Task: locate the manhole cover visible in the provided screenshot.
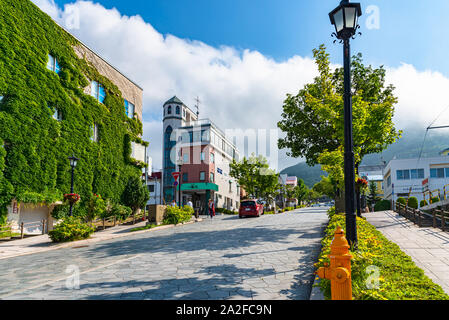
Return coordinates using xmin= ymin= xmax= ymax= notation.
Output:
xmin=72 ymin=245 xmax=89 ymax=249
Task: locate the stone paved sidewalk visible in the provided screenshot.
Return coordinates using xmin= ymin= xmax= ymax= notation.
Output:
xmin=0 ymin=218 xmax=201 ymax=260
xmin=365 ymin=210 xmax=449 ymax=295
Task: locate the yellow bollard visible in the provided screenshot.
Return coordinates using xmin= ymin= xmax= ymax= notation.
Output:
xmin=315 ymin=226 xmax=353 ymax=300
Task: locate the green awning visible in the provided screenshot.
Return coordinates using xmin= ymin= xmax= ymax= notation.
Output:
xmin=180 ymin=183 xmax=219 ymax=191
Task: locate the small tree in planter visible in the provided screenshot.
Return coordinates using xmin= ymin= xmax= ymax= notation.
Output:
xmin=122 ymin=176 xmax=150 ymax=222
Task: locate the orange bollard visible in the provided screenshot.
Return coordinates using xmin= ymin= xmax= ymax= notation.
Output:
xmin=315 ymin=226 xmax=353 ymax=300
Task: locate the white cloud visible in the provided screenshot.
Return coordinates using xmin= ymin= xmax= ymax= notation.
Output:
xmin=386 ymin=64 xmax=449 ymax=131
xmin=32 ymin=0 xmax=449 ymax=171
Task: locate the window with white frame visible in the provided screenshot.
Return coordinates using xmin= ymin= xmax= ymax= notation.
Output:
xmin=91 ymin=81 xmax=106 ymax=103
xmin=47 ymin=54 xmax=60 ymax=74
xmin=124 ymin=99 xmax=135 ymax=118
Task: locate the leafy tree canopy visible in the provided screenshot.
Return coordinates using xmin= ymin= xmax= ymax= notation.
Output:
xmin=230 ymin=154 xmax=279 ymax=202
xmin=278 ymin=44 xmax=401 ymax=169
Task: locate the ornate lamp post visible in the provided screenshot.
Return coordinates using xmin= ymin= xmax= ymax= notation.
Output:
xmin=329 ymin=0 xmax=362 ymax=247
xmin=68 ymin=155 xmax=79 ymax=216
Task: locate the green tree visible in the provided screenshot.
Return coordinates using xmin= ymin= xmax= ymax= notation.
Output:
xmin=294 ymin=179 xmax=309 ymax=205
xmin=122 ymin=176 xmax=150 ymax=216
xmin=230 ymin=154 xmax=279 ymax=202
xmin=278 ymin=45 xmax=401 ymax=197
xmin=367 ymin=181 xmax=380 ymax=207
xmin=278 ymin=44 xmax=401 ymax=168
xmin=313 ymin=176 xmax=337 ymax=199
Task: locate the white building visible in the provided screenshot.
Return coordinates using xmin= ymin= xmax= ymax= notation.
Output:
xmin=145 ymin=171 xmax=163 ymax=206
xmin=383 ymin=154 xmax=449 ymax=204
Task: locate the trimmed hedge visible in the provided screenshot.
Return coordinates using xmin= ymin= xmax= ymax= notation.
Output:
xmin=420 ymin=200 xmax=428 ymax=208
xmin=374 ymin=200 xmax=391 ymax=211
xmin=396 ymin=197 xmax=406 ymax=206
xmin=407 ymin=197 xmax=418 ymax=209
xmin=315 ymin=210 xmax=449 ymax=300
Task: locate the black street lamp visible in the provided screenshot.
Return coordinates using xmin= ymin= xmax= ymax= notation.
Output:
xmin=329 ymin=0 xmax=362 ymax=247
xmin=68 ymin=155 xmax=79 ymax=216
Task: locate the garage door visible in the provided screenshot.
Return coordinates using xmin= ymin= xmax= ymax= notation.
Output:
xmin=19 ymin=206 xmax=49 ymax=234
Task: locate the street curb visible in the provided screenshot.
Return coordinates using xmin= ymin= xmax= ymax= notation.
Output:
xmin=309 ymin=276 xmax=325 ymax=300
xmin=0 ymin=218 xmax=203 ymax=260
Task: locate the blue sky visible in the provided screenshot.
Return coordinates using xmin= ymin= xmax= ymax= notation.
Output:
xmin=52 ymin=0 xmax=449 ymax=77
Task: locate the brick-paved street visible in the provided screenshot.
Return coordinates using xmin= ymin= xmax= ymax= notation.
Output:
xmin=0 ymin=207 xmax=328 ymax=300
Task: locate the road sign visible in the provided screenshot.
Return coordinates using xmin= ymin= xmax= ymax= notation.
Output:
xmin=171 ymin=171 xmax=180 ymax=181
xmin=174 ymin=181 xmax=178 ymax=186
xmin=422 ymin=178 xmax=429 ymax=192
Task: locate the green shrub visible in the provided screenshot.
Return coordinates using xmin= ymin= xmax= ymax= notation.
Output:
xmin=315 ymin=214 xmax=449 ymax=300
xmin=431 ymin=197 xmax=440 ymax=204
xmin=327 ymin=206 xmax=336 ymax=219
xmin=48 ymin=216 xmax=95 ymax=243
xmin=85 ymin=194 xmax=106 ymax=222
xmin=163 ymin=206 xmax=193 ymax=225
xmin=222 ymin=209 xmax=238 ymax=215
xmin=420 ymin=199 xmax=428 ymax=207
xmin=397 ymin=197 xmax=406 ymax=206
xmin=374 ymin=200 xmax=391 ymax=211
xmin=215 ymin=208 xmax=225 ymax=213
xmin=407 ymin=197 xmax=418 ymax=209
xmin=110 ymin=203 xmax=132 ymax=221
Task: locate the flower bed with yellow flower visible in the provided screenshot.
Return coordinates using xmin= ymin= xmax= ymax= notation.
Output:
xmin=315 ymin=208 xmax=449 ymax=300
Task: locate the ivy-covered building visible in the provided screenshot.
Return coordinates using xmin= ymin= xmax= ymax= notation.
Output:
xmin=0 ymin=0 xmax=148 ymax=233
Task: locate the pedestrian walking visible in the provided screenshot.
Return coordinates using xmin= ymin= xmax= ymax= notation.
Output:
xmin=187 ymin=199 xmax=193 ymax=208
xmin=208 ymin=199 xmax=215 ymax=219
xmin=171 ymin=200 xmax=176 ymax=207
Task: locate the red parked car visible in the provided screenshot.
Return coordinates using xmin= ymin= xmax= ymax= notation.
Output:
xmin=239 ymin=199 xmax=264 ymax=218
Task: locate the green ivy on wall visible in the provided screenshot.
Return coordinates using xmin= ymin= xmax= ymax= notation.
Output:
xmin=0 ymin=0 xmax=147 ymax=217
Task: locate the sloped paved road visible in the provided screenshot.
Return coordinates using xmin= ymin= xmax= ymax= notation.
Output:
xmin=0 ymin=207 xmax=328 ymax=300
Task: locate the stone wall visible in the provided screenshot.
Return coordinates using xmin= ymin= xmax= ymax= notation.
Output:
xmin=73 ymin=44 xmax=143 ymax=121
